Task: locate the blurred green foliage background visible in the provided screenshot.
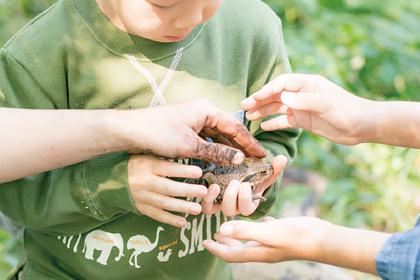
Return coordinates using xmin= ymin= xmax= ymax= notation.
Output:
xmin=265 ymin=0 xmax=420 ymax=231
xmin=1 ymin=0 xmax=420 ymax=279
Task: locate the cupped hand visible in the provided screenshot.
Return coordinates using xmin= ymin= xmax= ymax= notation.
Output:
xmin=203 ymin=216 xmax=328 ymax=263
xmin=128 ymin=154 xmax=208 ymax=227
xmin=201 ymin=155 xmax=287 ymax=217
xmin=241 ymin=74 xmax=372 ymax=146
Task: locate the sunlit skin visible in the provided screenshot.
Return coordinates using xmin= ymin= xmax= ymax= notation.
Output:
xmin=95 ymin=0 xmax=223 ymax=42
xmin=241 ymin=73 xmax=420 ymax=149
xmin=203 ymin=217 xmax=391 ymax=276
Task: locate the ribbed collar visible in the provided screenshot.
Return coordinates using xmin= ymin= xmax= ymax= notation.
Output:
xmin=72 ymin=0 xmax=203 ymax=60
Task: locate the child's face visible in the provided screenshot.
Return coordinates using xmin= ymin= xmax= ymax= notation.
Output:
xmin=97 ymin=0 xmax=223 ymax=42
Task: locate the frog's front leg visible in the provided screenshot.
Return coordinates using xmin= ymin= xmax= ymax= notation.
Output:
xmin=202 ymin=173 xmax=224 ymax=203
xmin=239 ymin=172 xmax=267 ymax=202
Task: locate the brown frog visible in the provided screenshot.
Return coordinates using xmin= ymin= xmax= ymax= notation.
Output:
xmin=186 ymin=158 xmax=273 ymax=203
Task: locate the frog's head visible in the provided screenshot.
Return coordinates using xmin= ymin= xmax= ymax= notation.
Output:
xmin=241 ymin=158 xmax=273 ymax=188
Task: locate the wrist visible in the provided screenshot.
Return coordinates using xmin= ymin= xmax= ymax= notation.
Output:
xmin=316 ymin=222 xmax=391 ymax=275
xmin=287 ymin=218 xmax=334 ymax=262
xmin=104 ymin=109 xmax=145 ymax=153
xmin=309 ymin=220 xmax=337 ymax=261
xmin=89 ymin=109 xmax=123 ymax=154
xmin=356 ymin=98 xmax=382 ymax=144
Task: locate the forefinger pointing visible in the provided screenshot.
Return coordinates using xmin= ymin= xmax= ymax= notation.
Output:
xmin=219 ymin=221 xmax=267 ymax=242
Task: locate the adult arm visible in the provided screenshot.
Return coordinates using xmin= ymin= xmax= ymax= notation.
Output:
xmin=242 ymin=73 xmax=420 ymax=149
xmin=0 ymin=98 xmax=266 ymax=184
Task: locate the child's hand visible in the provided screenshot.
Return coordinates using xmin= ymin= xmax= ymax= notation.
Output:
xmin=241 ymin=74 xmax=372 ymax=146
xmin=127 ymin=154 xmax=208 ymax=227
xmin=203 ymin=216 xmax=391 ymax=276
xmin=200 ymin=155 xmax=287 ymax=217
xmin=203 ymin=216 xmax=327 ymax=263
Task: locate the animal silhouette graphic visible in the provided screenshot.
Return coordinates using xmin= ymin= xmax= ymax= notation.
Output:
xmin=82 ymin=230 xmax=124 ymax=265
xmin=157 ymin=249 xmax=172 ymax=262
xmin=127 ymin=226 xmax=164 ymax=268
xmin=58 ymin=234 xmax=82 ymax=253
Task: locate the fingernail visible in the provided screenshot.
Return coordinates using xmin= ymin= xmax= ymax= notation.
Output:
xmin=229 ymin=180 xmax=240 ymax=187
xmin=198 ymin=188 xmax=207 ymax=196
xmin=232 ymin=152 xmax=245 ymax=165
xmin=210 ymin=185 xmax=219 ymax=193
xmin=281 ymin=91 xmax=295 ymax=105
xmin=191 ymin=205 xmax=201 ymax=214
xmin=220 ymin=224 xmax=233 ymax=237
xmin=178 ymin=220 xmax=187 ymax=227
xmin=193 ymin=168 xmax=203 ymax=178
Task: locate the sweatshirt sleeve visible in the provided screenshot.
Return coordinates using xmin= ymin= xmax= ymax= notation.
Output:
xmin=376 ymin=223 xmax=420 ymax=280
xmin=0 ymin=48 xmax=139 ymax=236
xmin=245 ymin=17 xmax=301 ymax=219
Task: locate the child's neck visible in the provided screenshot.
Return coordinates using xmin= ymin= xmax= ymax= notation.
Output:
xmin=94 ymin=0 xmax=130 ymax=35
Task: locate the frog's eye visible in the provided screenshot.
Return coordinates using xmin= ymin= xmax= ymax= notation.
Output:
xmin=261 ymin=170 xmax=267 ymax=175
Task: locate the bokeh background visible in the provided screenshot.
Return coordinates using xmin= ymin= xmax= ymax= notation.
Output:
xmin=1 ymin=0 xmax=420 ymax=279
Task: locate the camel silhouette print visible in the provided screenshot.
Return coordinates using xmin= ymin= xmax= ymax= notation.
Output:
xmin=127 ymin=226 xmax=164 ymax=268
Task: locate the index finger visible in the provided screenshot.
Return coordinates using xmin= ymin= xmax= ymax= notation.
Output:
xmin=219 ymin=220 xmax=273 ymax=244
xmin=242 ymin=74 xmax=311 ymax=111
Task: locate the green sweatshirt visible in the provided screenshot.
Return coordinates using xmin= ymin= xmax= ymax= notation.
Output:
xmin=0 ymin=0 xmax=299 ymax=279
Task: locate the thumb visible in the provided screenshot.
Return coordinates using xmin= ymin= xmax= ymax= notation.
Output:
xmin=263 ymin=216 xmax=276 ymax=222
xmin=281 ymin=92 xmax=327 ymax=114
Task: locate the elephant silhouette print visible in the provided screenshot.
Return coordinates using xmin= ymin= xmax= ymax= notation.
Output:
xmin=82 ymin=230 xmax=125 ymax=265
xmin=127 ymin=226 xmax=164 ymax=268
xmin=59 ymin=227 xmax=166 ymax=267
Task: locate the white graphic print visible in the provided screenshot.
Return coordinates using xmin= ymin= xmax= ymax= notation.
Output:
xmin=127 ymin=226 xmax=164 ymax=268
xmin=58 ymin=234 xmax=82 ymax=253
xmin=124 ymin=47 xmax=184 ymax=108
xmin=57 ymin=210 xmax=225 ymax=267
xmin=178 ymin=196 xmax=225 ymax=258
xmin=82 ymin=230 xmax=125 ymax=265
xmin=157 ymin=249 xmax=172 ymax=262
xmin=57 ymin=195 xmax=228 ymax=269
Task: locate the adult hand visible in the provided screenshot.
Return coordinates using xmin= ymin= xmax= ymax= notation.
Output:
xmin=200 ymin=155 xmax=287 ymax=217
xmin=241 ymin=74 xmax=372 ymax=146
xmin=0 ymin=98 xmax=265 ymax=183
xmin=118 ymin=98 xmax=267 ymax=165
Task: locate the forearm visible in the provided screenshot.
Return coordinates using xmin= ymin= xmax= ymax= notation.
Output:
xmin=309 ymin=222 xmax=391 ymax=275
xmin=0 ymin=108 xmax=123 ymax=183
xmin=365 ymin=101 xmax=420 ymax=148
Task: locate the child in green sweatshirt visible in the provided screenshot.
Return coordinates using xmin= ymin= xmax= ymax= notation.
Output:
xmin=0 ymin=0 xmax=299 ymax=279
